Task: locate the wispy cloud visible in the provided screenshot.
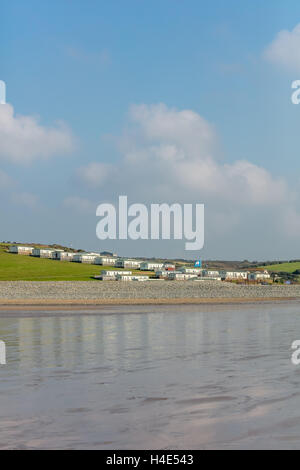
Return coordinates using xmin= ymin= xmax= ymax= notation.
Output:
xmin=79 ymin=103 xmax=287 ymax=205
xmin=75 ymin=103 xmax=300 ymax=246
xmin=0 ymin=104 xmax=76 ymax=164
xmin=76 ymin=162 xmax=115 ymax=189
xmin=263 ymin=23 xmax=300 ymax=72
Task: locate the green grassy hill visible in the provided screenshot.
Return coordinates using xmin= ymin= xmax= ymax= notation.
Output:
xmin=0 ymin=246 xmax=147 ymax=281
xmin=258 ymin=262 xmax=300 ymax=273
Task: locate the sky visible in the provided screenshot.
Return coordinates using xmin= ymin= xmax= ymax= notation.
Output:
xmin=1 ymin=0 xmax=300 ymax=260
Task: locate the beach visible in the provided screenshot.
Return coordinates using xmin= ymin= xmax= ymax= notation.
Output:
xmin=1 ymin=302 xmax=300 ymax=450
xmin=0 ymin=280 xmax=299 ymax=308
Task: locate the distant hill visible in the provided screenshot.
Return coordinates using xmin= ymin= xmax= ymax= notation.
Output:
xmin=257 ymin=262 xmax=300 ymax=274
xmin=0 ymin=242 xmax=81 ymax=252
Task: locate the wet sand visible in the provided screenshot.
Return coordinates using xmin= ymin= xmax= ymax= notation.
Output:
xmin=0 ymin=296 xmax=298 ymax=311
xmin=1 ymin=302 xmax=300 ymax=449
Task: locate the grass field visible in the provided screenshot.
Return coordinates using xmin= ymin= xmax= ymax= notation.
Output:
xmin=0 ymin=247 xmax=149 ymax=281
xmin=259 ymin=262 xmax=300 ymax=273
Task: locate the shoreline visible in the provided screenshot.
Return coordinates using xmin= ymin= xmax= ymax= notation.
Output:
xmin=0 ymin=296 xmax=298 ymax=310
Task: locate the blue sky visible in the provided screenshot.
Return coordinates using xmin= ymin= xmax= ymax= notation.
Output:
xmin=1 ymin=0 xmax=300 ymax=259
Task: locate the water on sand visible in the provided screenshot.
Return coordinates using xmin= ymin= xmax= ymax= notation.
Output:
xmin=0 ymin=302 xmax=300 ymax=449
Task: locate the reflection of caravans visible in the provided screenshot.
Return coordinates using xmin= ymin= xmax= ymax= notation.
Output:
xmin=15 ymin=314 xmax=156 ymax=370
xmin=9 ymin=245 xmax=34 ymax=255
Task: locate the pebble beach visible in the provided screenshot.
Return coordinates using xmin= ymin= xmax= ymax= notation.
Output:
xmin=0 ymin=280 xmax=300 ymax=307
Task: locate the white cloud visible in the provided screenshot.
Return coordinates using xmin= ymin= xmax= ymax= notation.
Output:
xmin=77 ymin=162 xmax=114 ymax=189
xmin=76 ymin=103 xmax=300 ymax=251
xmin=129 ymin=103 xmax=216 ymax=157
xmin=264 ymin=23 xmax=300 ymax=72
xmin=115 ymin=104 xmax=287 ymax=206
xmin=0 ymin=104 xmax=75 ymax=164
xmin=77 ymin=104 xmax=288 ymax=206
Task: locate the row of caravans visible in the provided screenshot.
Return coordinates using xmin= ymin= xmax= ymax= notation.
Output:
xmin=97 ymin=271 xmax=150 ymax=281
xmin=9 ymin=246 xmax=74 ymax=259
xmin=100 ymin=267 xmax=270 ymax=282
xmin=9 ymin=246 xmax=118 ymax=264
xmin=155 ymin=267 xmax=221 ymax=281
xmin=8 ymin=246 xmax=270 ymax=281
xmin=155 ymin=267 xmax=271 ymax=282
xmin=9 ymin=245 xmax=35 ymax=255
xmin=8 ymin=246 xmax=175 ymax=271
xmin=179 ymin=267 xmax=271 ymax=281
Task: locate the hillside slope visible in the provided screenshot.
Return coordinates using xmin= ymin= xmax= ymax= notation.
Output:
xmin=0 ymin=246 xmax=152 ymax=281
xmin=258 ymin=262 xmax=300 ymax=274
xmin=0 ymin=251 xmax=101 ymax=281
